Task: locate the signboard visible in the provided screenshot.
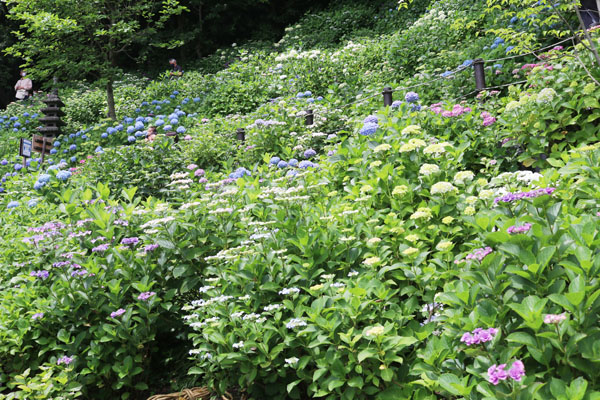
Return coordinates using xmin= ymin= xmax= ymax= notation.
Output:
xmin=32 ymin=135 xmax=54 ymax=155
xmin=19 ymin=138 xmax=32 ymax=158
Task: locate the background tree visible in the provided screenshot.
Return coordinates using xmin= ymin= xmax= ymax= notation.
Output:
xmin=3 ymin=0 xmax=187 ymax=119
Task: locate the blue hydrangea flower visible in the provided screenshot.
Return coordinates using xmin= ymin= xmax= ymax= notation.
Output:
xmin=510 ymin=16 xmax=518 ymax=24
xmin=23 ymin=112 xmax=29 ymax=117
xmin=70 ymin=156 xmax=77 ymax=162
xmin=298 ymin=160 xmax=316 ymax=169
xmin=287 ymin=170 xmax=299 ymax=177
xmin=127 ymin=126 xmax=135 ymax=134
xmin=193 ymin=97 xmax=201 ymax=102
xmin=304 ymin=149 xmax=317 ymax=158
xmin=69 ymin=144 xmax=76 ymax=151
xmin=56 ymin=171 xmax=71 ymax=181
xmin=288 ymin=159 xmax=298 ymax=167
xmin=155 ymin=119 xmax=165 ymax=126
xmin=360 ymin=123 xmax=378 ymax=136
xmin=82 ymin=135 xmax=87 ymax=140
xmin=405 ymin=92 xmax=419 ymax=103
xmin=391 ymin=100 xmax=403 ymax=109
xmin=0 ymin=160 xmax=7 ymax=166
xmin=34 ymin=181 xmax=45 ymax=190
xmin=163 ymin=125 xmax=172 ymax=131
xmin=493 ymin=64 xmax=503 ymax=69
xmin=173 ymin=90 xmax=179 ymax=95
xmin=176 ymin=126 xmax=186 ymax=134
xmin=307 ymin=98 xmax=315 ymax=103
xmin=304 ymin=91 xmax=312 ymax=97
xmin=229 ymin=167 xmax=251 ymax=179
xmin=7 ymin=201 xmax=20 ymax=209
xmin=28 ymin=199 xmax=38 ymax=208
xmin=363 ymin=115 xmax=378 ymax=124
xmin=54 ymin=141 xmax=61 ymax=147
xmin=491 ymin=43 xmax=498 ymax=49
xmin=38 ymin=174 xmax=51 ymax=183
xmin=316 ymin=96 xmax=323 ymax=101
xmin=50 ymin=149 xmax=57 ymax=155
xmin=494 ymin=37 xmax=505 ymax=45
xmin=462 ymin=59 xmax=474 ymax=67
xmin=14 ymin=164 xmax=22 ymax=171
xmin=296 ymin=92 xmax=305 ymax=98
xmin=63 ymin=149 xmax=68 ymax=154
xmin=141 ymin=101 xmax=149 ymax=106
xmin=170 ymin=119 xmax=179 ymax=125
xmin=116 ymin=124 xmax=124 ymax=131
xmin=14 ymin=122 xmax=21 ymax=128
xmin=134 ymin=121 xmax=145 ymax=131
xmin=95 ymin=146 xmax=104 ymax=153
xmin=127 ymin=136 xmax=136 ymax=143
xmin=506 ymin=46 xmax=515 ymax=52
xmin=277 ymin=160 xmax=288 ymax=168
xmin=135 ymin=131 xmax=145 ymax=138
xmin=101 ymin=133 xmax=108 ymax=139
xmin=411 ymin=104 xmax=422 ymax=112
xmin=270 ymin=157 xmax=281 ymax=165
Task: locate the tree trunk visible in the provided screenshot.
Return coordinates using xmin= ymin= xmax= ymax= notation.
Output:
xmin=575 ymin=4 xmax=600 ymax=69
xmin=106 ymin=80 xmax=116 ymax=120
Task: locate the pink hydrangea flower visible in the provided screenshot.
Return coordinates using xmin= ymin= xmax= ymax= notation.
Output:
xmin=508 ymin=360 xmax=525 ymax=382
xmin=544 ymin=313 xmax=567 ymax=324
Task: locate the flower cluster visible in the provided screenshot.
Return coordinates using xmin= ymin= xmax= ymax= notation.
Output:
xmin=460 ymin=327 xmax=498 ymax=346
xmin=488 ymin=360 xmax=525 ymax=385
xmin=544 ymin=313 xmax=567 ymax=324
xmin=465 ymin=247 xmax=493 ymax=262
xmin=507 ymin=223 xmax=532 ymax=234
xmin=494 ymin=187 xmax=556 ymax=204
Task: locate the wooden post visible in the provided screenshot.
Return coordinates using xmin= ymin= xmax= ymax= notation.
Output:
xmin=236 ymin=128 xmax=245 ymax=142
xmin=305 ymin=110 xmax=314 ymax=126
xmin=474 ymin=59 xmax=486 ymax=93
xmin=382 ymin=87 xmax=393 ymax=107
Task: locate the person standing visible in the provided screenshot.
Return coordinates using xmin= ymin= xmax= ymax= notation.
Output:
xmin=169 ymin=58 xmax=183 ymax=78
xmin=14 ymin=70 xmax=33 ymax=101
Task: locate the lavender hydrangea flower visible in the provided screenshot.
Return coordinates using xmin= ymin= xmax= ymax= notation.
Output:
xmin=508 ymin=360 xmax=525 ymax=382
xmin=487 ymin=364 xmax=508 ymax=385
xmin=110 ymin=308 xmax=126 ymax=318
xmin=494 ymin=187 xmax=556 ymax=204
xmin=304 ymin=149 xmax=317 ymax=158
xmin=32 ymin=312 xmax=44 ymax=320
xmin=92 ymin=244 xmax=110 ymax=252
xmin=460 ymin=327 xmax=498 ymax=346
xmin=138 ymin=291 xmax=156 ymax=301
xmin=507 ymin=223 xmax=533 ymax=234
xmin=121 ymin=237 xmax=139 ymax=246
xmin=144 ymin=244 xmax=159 ymax=252
xmin=405 ymin=92 xmax=419 ymax=103
xmin=363 ymin=115 xmax=378 ymax=124
xmin=57 ymin=355 xmax=75 ymax=366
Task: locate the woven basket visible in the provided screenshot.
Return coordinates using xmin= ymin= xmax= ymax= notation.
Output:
xmin=147 ymin=387 xmax=212 ymax=400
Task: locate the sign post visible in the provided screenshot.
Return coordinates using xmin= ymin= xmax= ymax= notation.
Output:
xmin=19 ymin=138 xmax=32 ymax=167
xmin=32 ymin=135 xmax=54 ymax=164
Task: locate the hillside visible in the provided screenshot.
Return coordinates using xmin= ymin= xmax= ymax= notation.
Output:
xmin=1 ymin=0 xmax=600 ymax=399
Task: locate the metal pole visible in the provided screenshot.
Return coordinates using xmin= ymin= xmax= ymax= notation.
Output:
xmin=473 ymin=58 xmax=486 ymax=92
xmin=382 ymin=87 xmax=393 ymax=107
xmin=305 ymin=110 xmax=314 ymax=126
xmin=236 ymin=128 xmax=245 ymax=142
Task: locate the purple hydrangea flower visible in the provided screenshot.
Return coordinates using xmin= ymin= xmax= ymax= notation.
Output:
xmin=494 ymin=188 xmax=556 ymax=204
xmin=138 ymin=291 xmax=156 ymax=301
xmin=507 ymin=223 xmax=533 ymax=234
xmin=32 ymin=312 xmax=44 ymax=320
xmin=57 ymin=355 xmax=75 ymax=366
xmin=121 ymin=237 xmax=139 ymax=246
xmin=144 ymin=244 xmax=159 ymax=252
xmin=465 ymin=247 xmax=493 ymax=262
xmin=460 ymin=327 xmax=498 ymax=346
xmin=405 ymin=92 xmax=419 ymax=103
xmin=508 ymin=360 xmax=525 ymax=382
xmin=487 ymin=364 xmax=508 ymax=385
xmin=304 ymin=149 xmax=317 ymax=159
xmin=92 ymin=244 xmax=110 ymax=252
xmin=110 ymin=308 xmax=126 ymax=318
